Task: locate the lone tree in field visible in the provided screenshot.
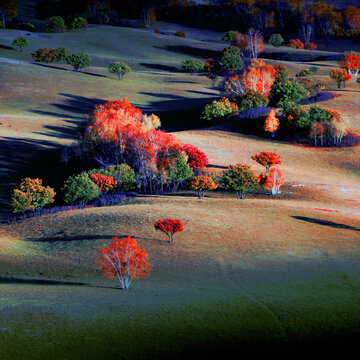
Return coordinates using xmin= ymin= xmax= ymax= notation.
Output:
xmin=12 ymin=37 xmax=29 ymax=52
xmin=10 ymin=178 xmax=55 ymax=213
xmin=181 ymin=59 xmax=205 ymax=75
xmin=45 ymin=16 xmax=65 ymax=32
xmin=66 ymin=51 xmax=92 ymax=72
xmin=264 ymin=109 xmax=279 ymax=138
xmin=97 ymin=236 xmax=152 ymax=290
xmin=251 ymin=151 xmax=281 ymax=175
xmin=0 ymin=0 xmax=17 ymax=29
xmin=108 ymin=61 xmax=131 ymax=80
xmin=330 ymin=68 xmax=351 ymax=89
xmin=339 ymin=52 xmax=360 ymax=76
xmin=189 ymin=175 xmax=218 ymax=199
xmin=154 ymin=218 xmax=184 ymax=243
xmin=220 ymin=164 xmax=259 ymax=199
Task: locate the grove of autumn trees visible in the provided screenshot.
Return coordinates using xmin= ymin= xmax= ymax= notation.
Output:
xmin=0 ymin=0 xmax=17 ymax=28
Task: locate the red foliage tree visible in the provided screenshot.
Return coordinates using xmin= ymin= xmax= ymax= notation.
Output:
xmin=264 ymin=167 xmax=284 ymax=195
xmin=97 ymin=236 xmax=152 ymax=289
xmin=288 ymin=39 xmax=304 ymax=49
xmin=189 ymin=175 xmax=218 ymax=199
xmin=339 ymin=52 xmax=360 ymax=76
xmin=251 ymin=151 xmax=281 ymax=174
xmin=304 ymin=42 xmax=317 ymax=50
xmin=90 ymin=173 xmax=117 ymax=192
xmin=154 ymin=218 xmax=184 ymax=243
xmin=182 ymin=144 xmax=208 ymax=169
xmin=330 ymin=68 xmax=351 ymax=88
xmin=204 ymin=58 xmax=221 ymax=85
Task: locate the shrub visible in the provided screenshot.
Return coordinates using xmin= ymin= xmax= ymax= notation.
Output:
xmin=305 ymin=42 xmax=317 ymax=50
xmin=56 ymin=47 xmax=71 ymax=62
xmin=108 ymin=61 xmax=131 ymax=80
xmin=288 ymin=39 xmax=304 ymax=49
xmin=70 ymin=16 xmax=87 ymax=30
xmin=175 ymin=30 xmax=186 ymax=37
xmin=97 ymin=236 xmax=152 ymax=289
xmin=15 ymin=22 xmax=35 ymax=32
xmin=296 ymin=69 xmax=315 ymax=77
xmin=238 ymin=91 xmax=269 ymax=112
xmin=274 ymin=64 xmax=289 ymax=80
xmin=223 ymin=30 xmax=237 ymax=44
xmin=32 ymin=48 xmax=60 ymax=63
xmin=10 ymin=178 xmax=55 ymax=213
xmin=182 ymin=144 xmax=208 ymax=169
xmin=45 ymin=16 xmax=65 ymax=32
xmin=107 ymin=164 xmax=137 ymax=191
xmin=251 ymin=152 xmax=281 ymax=174
xmin=309 ymin=66 xmax=320 ymax=74
xmin=285 ymin=106 xmax=311 ymax=130
xmin=12 ymin=37 xmax=29 ymax=52
xmin=201 ymin=97 xmax=238 ymax=121
xmin=62 ymin=173 xmax=100 ymax=204
xmin=221 ymin=46 xmax=244 ymax=71
xmin=189 ymin=176 xmax=218 ymax=199
xmin=295 ymin=77 xmax=328 ymax=97
xmin=89 ymin=173 xmax=117 ymax=192
xmin=155 ymin=29 xmax=161 ymax=34
xmin=270 ymin=79 xmax=309 ymax=108
xmin=154 ymin=218 xmax=184 ymax=243
xmin=181 ymin=58 xmax=204 ymax=75
xmin=269 ymin=33 xmax=285 ymax=47
xmin=141 ymin=113 xmax=161 ymax=130
xmin=220 ymin=164 xmax=259 ymax=199
xmin=66 ymin=51 xmax=92 ymax=72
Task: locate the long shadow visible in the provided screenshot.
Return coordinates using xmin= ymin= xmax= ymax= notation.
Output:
xmin=292 ymin=216 xmax=360 ymax=232
xmin=0 ymin=276 xmax=88 ymax=286
xmin=31 ymin=62 xmax=68 ymax=71
xmin=153 ymin=45 xmax=222 ymax=59
xmin=26 ymin=234 xmax=124 ymax=242
xmin=139 ymin=62 xmax=182 ymax=73
xmin=0 ymin=44 xmax=15 ymax=50
xmin=163 ymin=79 xmax=198 ymax=84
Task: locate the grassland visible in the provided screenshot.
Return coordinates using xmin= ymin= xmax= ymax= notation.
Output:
xmin=0 ymin=16 xmax=360 ymax=360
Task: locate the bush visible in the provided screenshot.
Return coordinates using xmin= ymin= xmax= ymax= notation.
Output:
xmin=223 ymin=30 xmax=237 ymax=43
xmin=270 ymin=79 xmax=309 ymax=108
xmin=296 ymin=69 xmax=315 ymax=77
xmin=201 ymin=97 xmax=238 ymax=121
xmin=189 ymin=175 xmax=218 ymax=199
xmin=295 ymin=77 xmax=328 ymax=97
xmin=274 ymin=64 xmax=289 ymax=80
xmin=66 ymin=51 xmax=92 ymax=72
xmin=237 ymin=91 xmax=269 ymax=112
xmin=45 ymin=16 xmax=65 ymax=32
xmin=269 ymin=33 xmax=285 ymax=47
xmin=182 ymin=144 xmax=208 ymax=169
xmin=221 ymin=46 xmax=244 ymax=71
xmin=155 ymin=29 xmax=161 ymax=34
xmin=56 ymin=47 xmax=71 ymax=62
xmin=107 ymin=164 xmax=137 ymax=191
xmin=108 ymin=61 xmax=131 ymax=80
xmin=285 ymin=106 xmax=311 ymax=130
xmin=12 ymin=37 xmax=29 ymax=51
xmin=15 ymin=22 xmax=35 ymax=32
xmin=175 ymin=30 xmax=186 ymax=37
xmin=305 ymin=42 xmax=317 ymax=50
xmin=154 ymin=218 xmax=184 ymax=243
xmin=62 ymin=173 xmax=100 ymax=204
xmin=309 ymin=66 xmax=320 ymax=74
xmin=69 ymin=16 xmax=87 ymax=29
xmin=181 ymin=58 xmax=204 ymax=75
xmin=220 ymin=164 xmax=259 ymax=199
xmin=288 ymin=39 xmax=304 ymax=49
xmin=32 ymin=48 xmax=60 ymax=63
xmin=89 ymin=173 xmax=117 ymax=192
xmin=10 ymin=178 xmax=56 ymax=213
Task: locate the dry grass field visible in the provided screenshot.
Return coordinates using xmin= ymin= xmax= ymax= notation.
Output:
xmin=0 ymin=11 xmax=360 ymax=359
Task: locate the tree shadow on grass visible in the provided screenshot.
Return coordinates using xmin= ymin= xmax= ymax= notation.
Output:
xmin=25 ymin=234 xmax=125 ymax=242
xmin=292 ymin=216 xmax=360 ymax=231
xmin=30 ymin=62 xmax=68 ymax=71
xmin=153 ymin=45 xmax=222 ymax=59
xmin=139 ymin=62 xmax=182 ymax=73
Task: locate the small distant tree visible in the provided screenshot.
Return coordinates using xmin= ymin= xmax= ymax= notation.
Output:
xmin=220 ymin=164 xmax=259 ymax=199
xmin=269 ymin=33 xmax=285 ymax=47
xmin=264 ymin=167 xmax=284 ymax=195
xmin=143 ymin=7 xmax=156 ymax=28
xmin=66 ymin=51 xmax=92 ymax=72
xmin=154 ymin=218 xmax=184 ymax=243
xmin=56 ymin=47 xmax=71 ymax=62
xmin=45 ymin=16 xmax=65 ymax=32
xmin=305 ymin=42 xmax=317 ymax=50
xmin=330 ymin=68 xmax=352 ymax=88
xmin=181 ymin=59 xmax=205 ymax=75
xmin=189 ymin=175 xmax=218 ymax=199
xmin=0 ymin=0 xmax=17 ymax=29
xmin=10 ymin=178 xmax=55 ymax=213
xmin=108 ymin=61 xmax=131 ymax=80
xmin=223 ymin=30 xmax=237 ymax=45
xmin=97 ymin=236 xmax=152 ymax=289
xmin=62 ymin=173 xmax=100 ymax=204
xmin=70 ymin=16 xmax=87 ymax=30
xmin=204 ymin=58 xmax=221 ymax=86
xmin=32 ymin=48 xmax=60 ymax=63
xmin=251 ymin=152 xmax=281 ymax=175
xmin=245 ymin=28 xmax=264 ymax=59
xmin=201 ymin=97 xmax=238 ymax=121
xmin=264 ymin=109 xmax=279 ymax=138
xmin=12 ymin=37 xmax=29 ymax=52
xmin=274 ymin=64 xmax=289 ymax=80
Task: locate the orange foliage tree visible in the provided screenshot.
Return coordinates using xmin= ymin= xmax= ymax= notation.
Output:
xmin=264 ymin=109 xmax=279 ymax=137
xmin=343 ymin=6 xmax=360 ymax=36
xmin=339 ymin=52 xmax=360 ymax=76
xmin=330 ymin=68 xmax=351 ymax=88
xmin=89 ymin=173 xmax=117 ymax=192
xmin=264 ymin=167 xmax=284 ymax=195
xmin=309 ymin=1 xmax=342 ymax=37
xmin=189 ymin=175 xmax=218 ymax=199
xmin=251 ymin=151 xmax=281 ymax=174
xmin=154 ymin=218 xmax=184 ymax=243
xmin=288 ymin=39 xmax=304 ymax=49
xmin=97 ymin=236 xmax=152 ymax=289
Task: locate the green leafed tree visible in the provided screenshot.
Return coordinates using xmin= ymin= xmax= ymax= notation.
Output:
xmin=66 ymin=51 xmax=92 ymax=72
xmin=108 ymin=61 xmax=132 ymax=80
xmin=62 ymin=173 xmax=100 ymax=204
xmin=45 ymin=16 xmax=65 ymax=32
xmin=12 ymin=37 xmax=29 ymax=52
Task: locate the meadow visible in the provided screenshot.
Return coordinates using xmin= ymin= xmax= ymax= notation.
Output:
xmin=0 ymin=4 xmax=360 ymax=359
